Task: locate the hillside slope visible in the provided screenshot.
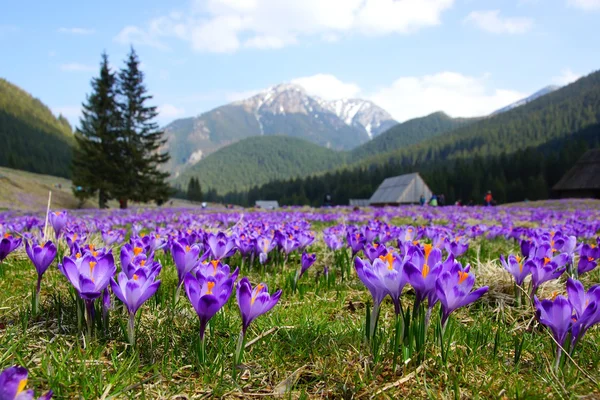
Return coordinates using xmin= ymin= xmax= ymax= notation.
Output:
xmin=176 ymin=135 xmax=347 ymax=194
xmin=0 ymin=78 xmax=74 ymax=177
xmin=351 ymin=112 xmax=477 ymax=161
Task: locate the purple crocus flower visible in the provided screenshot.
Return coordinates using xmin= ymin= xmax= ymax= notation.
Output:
xmin=371 ymin=252 xmax=408 ymax=315
xmin=534 ymin=294 xmax=574 ymax=369
xmin=61 ymin=253 xmax=116 ymax=300
xmin=111 ymin=268 xmax=161 ymax=344
xmin=364 ymin=243 xmax=387 ymax=263
xmin=436 ymin=263 xmax=489 ymax=329
xmin=500 ymin=254 xmax=531 ymax=286
xmin=184 ymin=267 xmax=238 ymax=340
xmin=577 ymin=244 xmax=599 ymax=276
xmin=300 ymin=252 xmax=316 ymax=277
xmin=234 ymin=277 xmax=282 ymax=366
xmin=445 ymin=238 xmax=469 ymax=258
xmin=236 ymin=277 xmax=282 ymax=335
xmin=0 ymin=365 xmax=53 ymax=400
xmin=49 ymin=211 xmax=67 ymax=239
xmin=25 ymin=240 xmax=57 ymax=311
xmin=102 ymin=230 xmax=124 ymax=247
xmin=171 ymin=240 xmax=201 ymax=284
xmin=0 ymin=234 xmax=22 ymax=264
xmin=347 ymin=231 xmax=366 ymax=256
xmin=530 ymin=257 xmax=566 ymax=297
xmin=355 ymin=256 xmax=391 ymax=338
xmin=206 ymin=232 xmax=236 ymax=261
xmin=566 ymin=278 xmax=600 ymax=347
xmin=120 ymin=244 xmax=146 ymax=272
xmin=404 ymin=257 xmax=443 ymax=310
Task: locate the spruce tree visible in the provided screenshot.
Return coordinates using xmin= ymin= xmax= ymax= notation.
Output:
xmin=116 ymin=47 xmax=171 ymax=208
xmin=72 ymin=52 xmax=121 ymax=208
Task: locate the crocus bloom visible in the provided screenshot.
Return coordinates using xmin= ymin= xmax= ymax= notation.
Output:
xmin=445 ymin=238 xmax=469 ymax=258
xmin=534 ymin=295 xmax=574 ymax=368
xmin=25 ymin=240 xmax=57 ymax=309
xmin=61 ymin=253 xmax=116 ymax=300
xmin=111 ymin=269 xmax=161 ymax=344
xmin=206 ymin=232 xmax=236 ymax=261
xmin=371 ymin=252 xmax=408 ymax=314
xmin=364 ymin=243 xmax=387 ymax=263
xmin=236 ymin=277 xmax=282 ymax=334
xmin=102 ymin=230 xmax=124 ymax=247
xmin=566 ymin=278 xmax=600 ymax=345
xmin=577 ymin=244 xmax=599 ymax=276
xmin=0 ymin=234 xmax=22 ymax=264
xmin=300 ymin=252 xmax=316 ymax=277
xmin=120 ymin=244 xmax=147 ymax=271
xmin=184 ymin=268 xmax=238 ymax=339
xmin=49 ymin=211 xmax=67 ymax=239
xmin=500 ymin=254 xmax=531 ymax=286
xmin=436 ymin=263 xmax=489 ymax=328
xmin=355 ymin=257 xmax=390 ymax=338
xmin=171 ymin=240 xmax=201 ymax=284
xmin=347 ymin=231 xmax=366 ymax=256
xmin=0 ymin=365 xmax=53 ymax=400
xmin=530 ymin=258 xmax=566 ymax=296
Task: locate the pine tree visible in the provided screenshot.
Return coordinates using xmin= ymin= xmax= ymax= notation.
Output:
xmin=72 ymin=52 xmax=121 ymax=208
xmin=116 ymin=47 xmax=171 ymax=208
xmin=187 ymin=177 xmax=203 ymax=202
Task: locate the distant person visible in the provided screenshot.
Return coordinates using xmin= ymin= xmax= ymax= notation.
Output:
xmin=429 ymin=194 xmax=438 ymax=207
xmin=467 ymin=199 xmax=474 ymax=206
xmin=455 ymin=199 xmax=463 ymax=206
xmin=419 ymin=193 xmax=426 ymax=206
xmin=484 ymin=190 xmax=494 ymax=206
xmin=323 ymin=194 xmax=332 ymax=207
xmin=439 ymin=194 xmax=446 ymax=207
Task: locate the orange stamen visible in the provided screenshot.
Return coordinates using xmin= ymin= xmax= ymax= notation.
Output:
xmin=206 ymin=281 xmax=215 ymax=295
xmin=89 ymin=261 xmax=97 ymax=274
xmin=458 ymin=270 xmax=469 ymax=284
xmin=424 ymin=244 xmax=433 ymax=261
xmin=133 ymin=247 xmax=143 ymax=256
xmin=133 ymin=274 xmax=139 ymax=281
xmin=422 ymin=264 xmax=430 ymax=278
xmin=185 ymin=245 xmax=191 ymax=252
xmin=251 ymin=284 xmax=265 ymax=305
xmin=211 ymin=259 xmax=219 ymax=272
xmin=76 ymin=252 xmax=82 ymax=259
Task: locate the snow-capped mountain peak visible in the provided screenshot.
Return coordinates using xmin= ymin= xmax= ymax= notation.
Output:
xmin=492 ymin=85 xmax=561 ymax=115
xmin=234 ymin=83 xmax=396 ymax=139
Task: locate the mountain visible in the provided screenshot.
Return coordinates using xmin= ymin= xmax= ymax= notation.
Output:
xmin=0 ymin=78 xmax=74 ymax=177
xmin=492 ymin=85 xmax=560 ymax=114
xmin=211 ymin=69 xmax=600 ymax=205
xmin=163 ymin=83 xmax=396 ymax=175
xmin=350 ymin=112 xmax=478 ymax=161
xmin=177 ymin=111 xmax=474 ymax=193
xmin=176 ymin=135 xmax=347 ymax=195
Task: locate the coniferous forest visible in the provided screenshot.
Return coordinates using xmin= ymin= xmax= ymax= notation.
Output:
xmin=206 ymin=123 xmax=600 ymax=207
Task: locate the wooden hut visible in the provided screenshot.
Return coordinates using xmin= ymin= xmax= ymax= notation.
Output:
xmin=553 ymin=149 xmax=600 ymax=199
xmin=369 ymin=173 xmax=432 ymax=206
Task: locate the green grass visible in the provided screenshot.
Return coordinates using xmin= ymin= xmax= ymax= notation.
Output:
xmin=1 ymin=236 xmax=599 ymax=398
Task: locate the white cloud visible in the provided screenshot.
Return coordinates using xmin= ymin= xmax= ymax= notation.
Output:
xmin=291 ymin=74 xmax=361 ymax=100
xmin=158 ymin=104 xmax=186 ymax=119
xmin=114 ymin=26 xmax=169 ymax=50
xmin=567 ymin=0 xmax=600 ymax=10
xmin=60 ymin=63 xmax=96 ymax=72
xmin=367 ymin=72 xmax=526 ymax=121
xmin=464 ymin=10 xmax=533 ymax=34
xmin=552 ymin=68 xmax=581 ymax=85
xmin=58 ymin=27 xmax=95 ymax=35
xmin=115 ymin=0 xmax=454 ymax=52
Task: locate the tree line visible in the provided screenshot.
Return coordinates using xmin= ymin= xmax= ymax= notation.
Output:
xmin=197 ymin=123 xmax=600 ymax=207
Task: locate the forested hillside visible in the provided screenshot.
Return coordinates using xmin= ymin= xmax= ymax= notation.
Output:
xmin=351 ymin=112 xmax=477 ymax=161
xmin=212 ymin=123 xmax=600 ymax=206
xmin=0 ymin=78 xmax=74 ymax=177
xmin=176 ymin=135 xmax=347 ymax=194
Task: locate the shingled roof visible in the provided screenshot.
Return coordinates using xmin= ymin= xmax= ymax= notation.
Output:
xmin=553 ymin=149 xmax=600 ymax=191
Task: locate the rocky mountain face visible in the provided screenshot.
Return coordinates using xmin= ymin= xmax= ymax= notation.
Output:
xmin=163 ymin=83 xmax=396 ymax=175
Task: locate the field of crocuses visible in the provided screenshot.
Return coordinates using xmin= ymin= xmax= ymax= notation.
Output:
xmin=1 ymin=201 xmax=600 ymax=398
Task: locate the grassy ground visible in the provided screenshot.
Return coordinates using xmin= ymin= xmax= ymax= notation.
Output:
xmin=0 ymin=166 xmax=207 ymax=211
xmin=1 ymin=227 xmax=599 ymax=399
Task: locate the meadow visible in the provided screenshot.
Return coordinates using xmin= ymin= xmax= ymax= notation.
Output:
xmin=1 ymin=201 xmax=599 ymax=399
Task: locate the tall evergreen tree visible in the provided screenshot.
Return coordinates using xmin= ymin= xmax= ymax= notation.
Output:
xmin=72 ymin=52 xmax=121 ymax=208
xmin=116 ymin=47 xmax=171 ymax=208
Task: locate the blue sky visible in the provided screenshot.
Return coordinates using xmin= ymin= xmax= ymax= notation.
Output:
xmin=1 ymin=0 xmax=599 ymax=126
